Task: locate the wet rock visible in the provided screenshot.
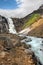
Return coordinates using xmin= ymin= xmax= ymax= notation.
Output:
xmin=0 ymin=15 xmax=9 ymax=33
xmin=3 ymin=39 xmax=13 ymax=51
xmin=20 ymin=36 xmax=27 ymax=40
xmin=15 ymin=42 xmax=22 ymax=47
xmin=41 ymin=43 xmax=43 ymax=46
xmin=38 ymin=61 xmax=42 ymax=65
xmin=40 ymin=49 xmax=43 ymax=51
xmin=25 ymin=38 xmax=32 ymax=42
xmin=22 ymin=43 xmax=31 ymax=49
xmin=42 ymin=41 xmax=43 ymax=43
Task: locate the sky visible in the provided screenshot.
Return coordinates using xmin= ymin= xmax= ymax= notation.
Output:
xmin=0 ymin=0 xmax=18 ymax=9
xmin=0 ymin=0 xmax=43 ymax=18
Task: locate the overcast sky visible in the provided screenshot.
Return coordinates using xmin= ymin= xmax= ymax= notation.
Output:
xmin=0 ymin=0 xmax=43 ymax=18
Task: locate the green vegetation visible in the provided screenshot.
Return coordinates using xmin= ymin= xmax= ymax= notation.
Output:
xmin=23 ymin=14 xmax=41 ymax=29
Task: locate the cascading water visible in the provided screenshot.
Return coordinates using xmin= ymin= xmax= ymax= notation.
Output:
xmin=7 ymin=18 xmax=17 ymax=34
xmin=21 ymin=36 xmax=43 ymax=65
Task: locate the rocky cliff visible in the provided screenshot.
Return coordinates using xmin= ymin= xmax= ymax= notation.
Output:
xmin=0 ymin=15 xmax=9 ymax=33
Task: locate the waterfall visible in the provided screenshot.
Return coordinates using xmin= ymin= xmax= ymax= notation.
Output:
xmin=7 ymin=18 xmax=17 ymax=34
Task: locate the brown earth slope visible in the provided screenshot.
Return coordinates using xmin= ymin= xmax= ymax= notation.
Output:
xmin=28 ymin=18 xmax=43 ymax=38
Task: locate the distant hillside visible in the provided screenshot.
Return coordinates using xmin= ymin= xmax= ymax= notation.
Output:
xmin=12 ymin=5 xmax=43 ymax=32
xmin=28 ymin=18 xmax=43 ymax=38
xmin=22 ymin=5 xmax=43 ymax=29
xmin=23 ymin=4 xmax=43 ymax=21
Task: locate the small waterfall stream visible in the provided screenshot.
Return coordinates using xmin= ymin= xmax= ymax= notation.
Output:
xmin=7 ymin=18 xmax=17 ymax=34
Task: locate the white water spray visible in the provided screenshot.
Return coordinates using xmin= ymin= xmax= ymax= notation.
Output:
xmin=7 ymin=18 xmax=17 ymax=34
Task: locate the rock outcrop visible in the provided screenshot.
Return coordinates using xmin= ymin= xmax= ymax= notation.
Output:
xmin=0 ymin=15 xmax=9 ymax=33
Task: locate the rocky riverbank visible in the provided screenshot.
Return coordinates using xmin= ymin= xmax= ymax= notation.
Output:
xmin=0 ymin=33 xmax=38 ymax=65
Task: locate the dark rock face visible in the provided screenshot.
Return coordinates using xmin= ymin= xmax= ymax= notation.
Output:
xmin=3 ymin=38 xmax=13 ymax=51
xmin=12 ymin=18 xmax=24 ymax=32
xmin=25 ymin=38 xmax=32 ymax=42
xmin=0 ymin=36 xmax=14 ymax=51
xmin=0 ymin=15 xmax=9 ymax=33
xmin=39 ymin=4 xmax=43 ymax=10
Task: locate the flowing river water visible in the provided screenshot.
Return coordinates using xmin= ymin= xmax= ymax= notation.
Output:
xmin=21 ymin=35 xmax=43 ymax=65
xmin=7 ymin=18 xmax=43 ymax=65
